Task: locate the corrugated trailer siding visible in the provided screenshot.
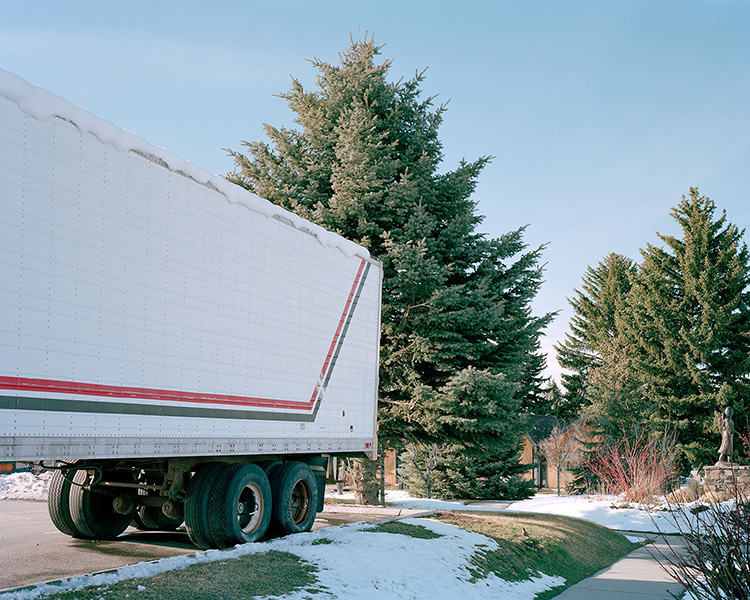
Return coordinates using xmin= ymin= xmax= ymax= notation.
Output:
xmin=0 ymin=93 xmax=381 ymax=461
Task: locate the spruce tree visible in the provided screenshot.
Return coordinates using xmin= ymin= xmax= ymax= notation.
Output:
xmin=623 ymin=189 xmax=750 ymax=466
xmin=585 ymin=335 xmax=652 ymax=439
xmin=555 ymin=253 xmax=637 ymax=421
xmin=540 ymin=379 xmax=567 ymax=420
xmin=427 ymin=368 xmax=534 ymax=499
xmin=227 ymin=36 xmax=551 ymax=498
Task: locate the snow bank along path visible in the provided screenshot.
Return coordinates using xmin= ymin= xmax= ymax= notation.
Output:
xmin=383 ymin=489 xmax=684 ymax=534
xmin=0 ymin=518 xmax=563 ymax=600
xmin=0 ymin=67 xmax=368 ymax=261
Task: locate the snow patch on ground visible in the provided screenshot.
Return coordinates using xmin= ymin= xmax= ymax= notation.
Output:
xmin=503 ymin=493 xmax=684 ymax=534
xmin=379 ymin=489 xmax=683 ymax=533
xmin=0 ymin=471 xmax=50 ymax=501
xmin=0 ymin=518 xmax=564 ymax=600
xmin=0 ymin=472 xmax=698 ymax=598
xmin=369 ymin=489 xmax=506 ymax=513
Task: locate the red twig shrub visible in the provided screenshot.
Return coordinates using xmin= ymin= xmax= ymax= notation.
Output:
xmin=738 ymin=420 xmax=750 ymax=462
xmin=585 ymin=429 xmax=677 ymax=503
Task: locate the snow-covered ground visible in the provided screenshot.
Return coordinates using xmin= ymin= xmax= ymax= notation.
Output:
xmin=381 ymin=489 xmax=683 ymax=534
xmin=0 ymin=471 xmax=50 ymax=501
xmin=0 ymin=472 xmax=683 ymax=599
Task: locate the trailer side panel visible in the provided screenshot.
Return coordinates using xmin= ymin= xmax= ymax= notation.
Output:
xmin=0 ymin=81 xmax=381 ymax=462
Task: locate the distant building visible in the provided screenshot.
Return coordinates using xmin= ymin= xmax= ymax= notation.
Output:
xmin=521 ymin=414 xmax=559 ymax=489
xmin=521 ymin=415 xmax=590 ymax=493
xmin=336 ymin=414 xmax=583 ymax=496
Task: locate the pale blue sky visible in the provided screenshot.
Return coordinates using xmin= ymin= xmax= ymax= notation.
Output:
xmin=2 ymin=1 xmax=749 ymax=381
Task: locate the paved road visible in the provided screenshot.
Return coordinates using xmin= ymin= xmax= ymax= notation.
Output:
xmin=0 ymin=500 xmax=421 ymax=593
xmin=0 ymin=500 xmax=197 ymax=592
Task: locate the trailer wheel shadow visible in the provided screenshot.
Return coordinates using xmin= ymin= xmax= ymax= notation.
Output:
xmin=117 ymin=528 xmax=196 ymax=550
xmin=71 ymin=527 xmax=198 ymax=556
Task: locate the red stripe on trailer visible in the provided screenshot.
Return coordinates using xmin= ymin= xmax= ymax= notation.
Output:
xmin=0 ymin=376 xmax=311 ymax=410
xmin=309 ymin=259 xmax=367 ymax=407
xmin=0 ymin=259 xmax=368 ymax=413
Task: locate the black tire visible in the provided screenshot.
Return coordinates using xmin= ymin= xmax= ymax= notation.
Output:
xmin=135 ymin=505 xmax=184 ymax=531
xmin=69 ymin=470 xmax=133 ymax=540
xmin=270 ymin=462 xmax=318 ymax=536
xmin=184 ymin=464 xmax=225 ymax=550
xmin=48 ymin=469 xmax=83 ymax=537
xmin=207 ymin=463 xmax=272 ymax=549
xmin=131 ymin=510 xmax=148 ymax=530
xmin=259 ymin=461 xmax=282 ymax=480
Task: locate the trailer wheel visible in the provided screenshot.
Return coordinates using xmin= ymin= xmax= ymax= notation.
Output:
xmin=270 ymin=462 xmax=318 ymax=536
xmin=131 ymin=510 xmax=148 ymax=530
xmin=258 ymin=461 xmax=282 ymax=480
xmin=184 ymin=464 xmax=225 ymax=549
xmin=69 ymin=470 xmax=133 ymax=539
xmin=207 ymin=463 xmax=272 ymax=548
xmin=133 ymin=505 xmax=183 ymax=531
xmin=48 ymin=469 xmax=83 ymax=537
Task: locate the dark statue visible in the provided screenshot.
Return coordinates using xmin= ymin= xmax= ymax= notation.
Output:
xmin=717 ymin=406 xmax=735 ymax=465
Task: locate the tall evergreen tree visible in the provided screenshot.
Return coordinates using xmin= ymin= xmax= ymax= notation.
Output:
xmin=540 ymin=379 xmax=567 ymax=420
xmin=623 ymin=188 xmax=750 ymax=466
xmin=428 ymin=368 xmax=534 ymax=499
xmin=227 ymin=36 xmax=552 ymax=496
xmin=555 ymin=253 xmax=637 ymax=421
xmin=585 ymin=334 xmax=652 ymax=439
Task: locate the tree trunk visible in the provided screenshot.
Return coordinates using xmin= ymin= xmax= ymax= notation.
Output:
xmin=378 ymin=444 xmax=386 ymax=505
xmin=352 ymin=457 xmax=380 ymax=505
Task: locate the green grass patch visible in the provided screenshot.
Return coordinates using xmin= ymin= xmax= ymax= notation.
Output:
xmin=43 ymin=550 xmax=317 ymax=600
xmin=433 ymin=511 xmax=637 ymax=599
xmin=367 ymin=520 xmax=443 ymax=539
xmin=311 ymin=537 xmax=334 ymax=545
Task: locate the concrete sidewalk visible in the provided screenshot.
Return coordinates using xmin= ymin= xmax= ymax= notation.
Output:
xmin=554 ymin=532 xmax=686 ymax=599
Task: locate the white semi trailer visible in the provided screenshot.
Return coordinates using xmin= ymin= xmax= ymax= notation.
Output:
xmin=0 ymin=69 xmax=381 ymax=549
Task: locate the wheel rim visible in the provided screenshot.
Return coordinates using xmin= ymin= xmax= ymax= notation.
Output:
xmin=290 ymin=480 xmax=311 ymax=525
xmin=237 ymin=483 xmax=263 ymax=534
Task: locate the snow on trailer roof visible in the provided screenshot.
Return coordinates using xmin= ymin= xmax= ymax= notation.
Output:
xmin=0 ymin=67 xmax=369 ymax=261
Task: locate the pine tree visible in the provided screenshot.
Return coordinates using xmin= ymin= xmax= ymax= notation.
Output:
xmin=427 ymin=368 xmax=535 ymax=499
xmin=585 ymin=335 xmax=652 ymax=439
xmin=623 ymin=188 xmax=750 ymax=466
xmin=555 ymin=253 xmax=637 ymax=421
xmin=539 ymin=379 xmax=576 ymax=422
xmin=227 ymin=35 xmax=552 ymax=497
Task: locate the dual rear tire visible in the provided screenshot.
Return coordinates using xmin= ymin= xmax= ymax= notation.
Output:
xmin=47 ymin=469 xmax=132 ymax=540
xmin=46 ymin=460 xmax=321 ymax=550
xmin=131 ymin=505 xmax=184 ymax=531
xmin=184 ymin=461 xmax=319 ymax=549
xmin=47 ymin=469 xmax=82 ymax=537
xmin=69 ymin=470 xmax=133 ymax=539
xmin=269 ymin=461 xmax=318 ymax=536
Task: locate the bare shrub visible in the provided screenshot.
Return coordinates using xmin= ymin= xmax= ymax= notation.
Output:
xmin=651 ymin=477 xmax=750 ymax=600
xmin=398 ymin=443 xmax=440 ymax=499
xmin=585 ymin=429 xmax=677 ymax=503
xmin=539 ymin=421 xmax=583 ymax=495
